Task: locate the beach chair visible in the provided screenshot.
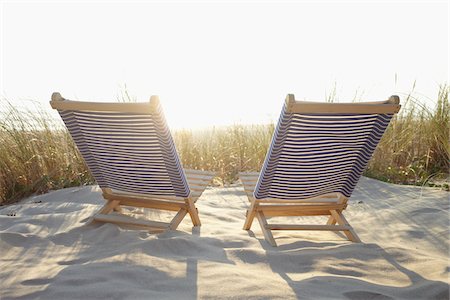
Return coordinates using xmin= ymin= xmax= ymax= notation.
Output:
xmin=240 ymin=94 xmax=400 ymax=246
xmin=50 ymin=93 xmax=215 ymax=233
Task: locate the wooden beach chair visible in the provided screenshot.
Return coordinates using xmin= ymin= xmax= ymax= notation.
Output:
xmin=240 ymin=94 xmax=400 ymax=246
xmin=50 ymin=93 xmax=215 ymax=233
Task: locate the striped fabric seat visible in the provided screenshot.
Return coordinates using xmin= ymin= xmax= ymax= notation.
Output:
xmin=254 ymin=106 xmax=394 ymax=200
xmin=241 ymin=94 xmax=400 ymax=246
xmin=51 ymin=93 xmax=215 ymax=232
xmin=58 ymin=105 xmax=190 ymax=198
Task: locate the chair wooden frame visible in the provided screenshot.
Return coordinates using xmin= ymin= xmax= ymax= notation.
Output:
xmin=93 ymin=169 xmax=215 ymax=232
xmin=239 ymin=94 xmax=400 ymax=246
xmin=50 ymin=93 xmax=215 ymax=232
xmin=240 ymin=172 xmax=360 ymax=247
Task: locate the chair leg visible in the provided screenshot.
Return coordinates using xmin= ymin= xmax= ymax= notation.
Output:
xmin=243 ymin=200 xmax=258 ymax=230
xmin=186 ymin=198 xmax=201 ymax=226
xmin=326 ymin=215 xmax=337 ymax=225
xmin=330 ymin=210 xmax=361 ymax=242
xmin=97 ymin=200 xmax=120 ymax=214
xmin=169 ymin=208 xmax=188 ymax=230
xmin=87 ymin=200 xmax=120 ymax=224
xmin=256 ymin=211 xmax=277 ymax=247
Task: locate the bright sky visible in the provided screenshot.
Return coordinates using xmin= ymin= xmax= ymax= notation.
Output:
xmin=1 ymin=1 xmax=449 ymax=128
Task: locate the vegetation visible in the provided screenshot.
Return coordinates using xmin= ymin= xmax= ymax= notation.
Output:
xmin=1 ymin=86 xmax=448 ymax=205
xmin=0 ymin=102 xmax=93 ymax=205
xmin=173 ymin=124 xmax=274 ymax=184
xmin=367 ymin=86 xmax=449 ymax=188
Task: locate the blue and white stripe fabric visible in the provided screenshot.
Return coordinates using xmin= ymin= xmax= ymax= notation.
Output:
xmin=254 ymin=103 xmax=393 ymax=200
xmin=57 ymin=102 xmax=190 ymax=198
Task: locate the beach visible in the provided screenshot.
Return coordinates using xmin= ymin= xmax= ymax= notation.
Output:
xmin=0 ymin=177 xmax=448 ymax=299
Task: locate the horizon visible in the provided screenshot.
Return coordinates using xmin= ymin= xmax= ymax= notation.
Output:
xmin=1 ymin=1 xmax=448 ymax=129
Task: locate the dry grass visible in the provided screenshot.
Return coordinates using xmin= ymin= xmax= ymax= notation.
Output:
xmin=1 ymin=87 xmax=448 ymax=205
xmin=367 ymin=85 xmax=449 ymax=187
xmin=0 ymin=101 xmax=93 ymax=205
xmin=173 ymin=124 xmax=274 ymax=184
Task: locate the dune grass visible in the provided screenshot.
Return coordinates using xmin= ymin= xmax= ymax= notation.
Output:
xmin=1 ymin=86 xmax=448 ymax=205
xmin=173 ymin=124 xmax=274 ymax=184
xmin=367 ymin=86 xmax=449 ymax=187
xmin=0 ymin=102 xmax=93 ymax=205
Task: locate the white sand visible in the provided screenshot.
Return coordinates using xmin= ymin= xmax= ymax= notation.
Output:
xmin=0 ymin=177 xmax=449 ymax=299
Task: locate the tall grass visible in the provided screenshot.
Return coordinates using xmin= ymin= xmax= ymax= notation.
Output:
xmin=0 ymin=101 xmax=93 ymax=205
xmin=367 ymin=86 xmax=449 ymax=186
xmin=173 ymin=124 xmax=274 ymax=184
xmin=1 ymin=86 xmax=448 ymax=205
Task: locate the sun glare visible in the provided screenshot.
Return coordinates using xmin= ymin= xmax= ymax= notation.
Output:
xmin=1 ymin=1 xmax=448 ymax=129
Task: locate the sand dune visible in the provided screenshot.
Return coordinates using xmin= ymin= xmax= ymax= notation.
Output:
xmin=0 ymin=177 xmax=449 ymax=299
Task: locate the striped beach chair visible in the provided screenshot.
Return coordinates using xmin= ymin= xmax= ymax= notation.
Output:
xmin=240 ymin=94 xmax=400 ymax=246
xmin=50 ymin=93 xmax=215 ymax=233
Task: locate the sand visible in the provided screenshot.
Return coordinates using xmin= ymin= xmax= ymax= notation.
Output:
xmin=0 ymin=177 xmax=449 ymax=299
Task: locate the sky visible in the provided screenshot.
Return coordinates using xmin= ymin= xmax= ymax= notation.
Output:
xmin=1 ymin=1 xmax=448 ymax=129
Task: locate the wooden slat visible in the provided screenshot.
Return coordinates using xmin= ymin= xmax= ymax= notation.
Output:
xmin=258 ymin=203 xmax=346 ymax=211
xmin=240 ymin=189 xmax=343 ymax=203
xmin=184 ymin=170 xmax=214 ymax=199
xmin=185 ymin=177 xmax=215 ymax=185
xmin=50 ymin=98 xmax=156 ymax=114
xmin=93 ymin=213 xmax=169 ymax=230
xmin=188 ymin=184 xmax=212 ymax=192
xmin=285 ymin=94 xmax=401 ymax=114
xmin=263 ymin=210 xmax=331 ymax=217
xmin=119 ymin=199 xmax=186 ymax=211
xmin=266 ymin=224 xmax=350 ymax=231
xmin=185 ymin=178 xmax=214 ymax=185
xmin=184 ymin=169 xmax=216 ymax=176
xmin=264 ymin=198 xmax=341 ymax=204
xmin=103 ymin=193 xmax=186 ymax=210
xmin=106 ymin=190 xmax=185 ymax=202
xmin=255 ymin=196 xmax=341 ymax=203
xmin=289 ymin=102 xmax=401 ymax=114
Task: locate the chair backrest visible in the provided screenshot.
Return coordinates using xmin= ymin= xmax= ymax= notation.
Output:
xmin=50 ymin=93 xmax=190 ymax=198
xmin=254 ymin=94 xmax=401 ymax=200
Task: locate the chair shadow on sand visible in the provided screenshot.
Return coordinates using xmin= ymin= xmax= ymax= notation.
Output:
xmin=8 ymin=222 xmax=235 ymax=300
xmin=241 ymin=230 xmax=449 ymax=299
xmin=3 ymin=181 xmax=449 ymax=299
xmin=238 ymin=176 xmax=450 ymax=300
xmin=354 ymin=177 xmax=450 ymax=255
